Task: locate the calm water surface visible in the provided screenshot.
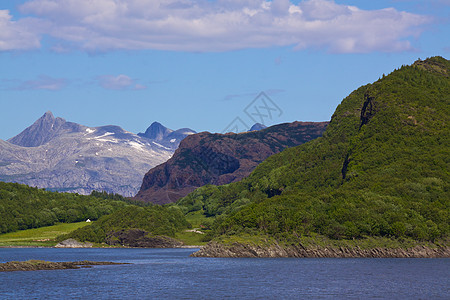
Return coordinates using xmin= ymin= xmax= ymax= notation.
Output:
xmin=0 ymin=248 xmax=448 ymax=299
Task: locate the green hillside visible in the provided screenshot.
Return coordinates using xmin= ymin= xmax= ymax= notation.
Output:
xmin=60 ymin=205 xmax=190 ymax=244
xmin=0 ymin=182 xmax=191 ymax=246
xmin=0 ymin=182 xmax=130 ymax=234
xmin=177 ymin=57 xmax=450 ymax=245
xmin=0 ymin=222 xmax=90 ymax=247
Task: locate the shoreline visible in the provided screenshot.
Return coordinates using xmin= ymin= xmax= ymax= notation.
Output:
xmin=0 ymin=245 xmax=203 ymax=249
xmin=3 ymin=243 xmax=449 ymax=258
xmin=191 ymin=242 xmax=450 ymax=258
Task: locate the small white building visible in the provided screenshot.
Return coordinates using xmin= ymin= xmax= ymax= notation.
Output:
xmin=86 ymin=219 xmax=91 ymax=222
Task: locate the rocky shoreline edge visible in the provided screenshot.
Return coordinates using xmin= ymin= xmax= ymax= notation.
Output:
xmin=191 ymin=242 xmax=450 ymax=258
xmin=0 ymin=260 xmax=129 ymax=272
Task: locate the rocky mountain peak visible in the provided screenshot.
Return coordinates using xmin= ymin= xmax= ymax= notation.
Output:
xmin=8 ymin=111 xmax=68 ymax=147
xmin=138 ymin=121 xmax=196 ymax=149
xmin=42 ymin=110 xmax=55 ymax=120
xmin=139 ymin=122 xmax=173 ymax=141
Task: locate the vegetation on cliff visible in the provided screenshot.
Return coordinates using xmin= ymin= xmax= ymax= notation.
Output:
xmin=177 ymin=56 xmax=450 ymax=246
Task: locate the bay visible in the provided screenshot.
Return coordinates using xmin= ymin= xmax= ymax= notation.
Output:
xmin=0 ymin=248 xmax=448 ymax=299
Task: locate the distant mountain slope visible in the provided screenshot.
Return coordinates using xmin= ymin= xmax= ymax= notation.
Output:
xmin=134 ymin=121 xmax=328 ymax=204
xmin=179 ymin=57 xmax=450 ymax=255
xmin=0 ymin=113 xmax=193 ymax=196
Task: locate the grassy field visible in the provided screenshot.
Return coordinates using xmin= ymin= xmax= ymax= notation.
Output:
xmin=174 ymin=211 xmax=209 ymax=246
xmin=0 ymin=222 xmax=91 ymax=247
xmin=0 ymin=211 xmax=210 ymax=247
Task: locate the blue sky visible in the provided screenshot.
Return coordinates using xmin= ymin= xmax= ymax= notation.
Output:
xmin=0 ymin=0 xmax=449 ymax=140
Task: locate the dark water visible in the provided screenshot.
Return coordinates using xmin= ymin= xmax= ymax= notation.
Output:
xmin=0 ymin=248 xmax=448 ymax=299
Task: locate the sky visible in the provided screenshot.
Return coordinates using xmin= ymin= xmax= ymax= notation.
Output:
xmin=0 ymin=0 xmax=449 ymax=140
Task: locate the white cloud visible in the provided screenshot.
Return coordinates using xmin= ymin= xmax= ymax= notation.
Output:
xmin=0 ymin=10 xmax=44 ymax=50
xmin=7 ymin=75 xmax=68 ymax=90
xmin=0 ymin=0 xmax=433 ymax=53
xmin=97 ymin=74 xmax=146 ymax=90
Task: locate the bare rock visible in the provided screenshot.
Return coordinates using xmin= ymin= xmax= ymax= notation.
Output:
xmin=55 ymin=238 xmax=93 ymax=248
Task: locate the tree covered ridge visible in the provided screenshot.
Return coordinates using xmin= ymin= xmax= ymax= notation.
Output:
xmin=0 ymin=181 xmax=191 ymax=244
xmin=60 ymin=205 xmax=190 ymax=244
xmin=176 ymin=56 xmax=450 ymax=243
xmin=0 ymin=182 xmax=130 ymax=234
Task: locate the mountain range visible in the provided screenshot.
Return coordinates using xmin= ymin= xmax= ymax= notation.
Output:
xmin=134 ymin=121 xmax=328 ymax=204
xmin=0 ymin=112 xmax=195 ymax=196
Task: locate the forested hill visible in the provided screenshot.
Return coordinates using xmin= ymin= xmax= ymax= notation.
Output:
xmin=0 ymin=182 xmax=129 ymax=234
xmin=0 ymin=182 xmax=191 ymax=246
xmin=178 ymin=56 xmax=450 ymax=244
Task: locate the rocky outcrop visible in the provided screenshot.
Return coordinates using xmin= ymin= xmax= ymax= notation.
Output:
xmin=135 ymin=121 xmax=328 ymax=204
xmin=105 ymin=229 xmax=183 ymax=248
xmin=55 ymin=238 xmax=93 ymax=248
xmin=0 ymin=260 xmax=127 ymax=272
xmin=192 ymin=242 xmax=450 ymax=258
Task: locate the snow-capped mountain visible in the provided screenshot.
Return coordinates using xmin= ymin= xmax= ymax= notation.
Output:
xmin=0 ymin=112 xmax=194 ymax=197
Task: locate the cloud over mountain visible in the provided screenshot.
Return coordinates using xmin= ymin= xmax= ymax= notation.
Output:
xmin=0 ymin=0 xmax=431 ymax=53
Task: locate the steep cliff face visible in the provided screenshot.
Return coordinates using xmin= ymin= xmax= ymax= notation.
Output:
xmin=134 ymin=121 xmax=328 ymax=204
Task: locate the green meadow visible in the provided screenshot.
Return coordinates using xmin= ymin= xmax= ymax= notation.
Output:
xmin=0 ymin=222 xmax=91 ymax=247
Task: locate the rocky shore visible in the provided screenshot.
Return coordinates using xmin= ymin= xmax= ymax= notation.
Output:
xmin=55 ymin=238 xmax=93 ymax=248
xmin=0 ymin=260 xmax=128 ymax=272
xmin=191 ymin=242 xmax=450 ymax=258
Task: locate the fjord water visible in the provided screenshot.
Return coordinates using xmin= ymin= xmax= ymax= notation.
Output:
xmin=1 ymin=248 xmax=448 ymax=299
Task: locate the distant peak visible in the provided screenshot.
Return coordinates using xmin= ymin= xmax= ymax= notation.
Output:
xmin=148 ymin=121 xmax=167 ymax=131
xmin=147 ymin=121 xmax=170 ymax=132
xmin=139 ymin=121 xmax=172 ymax=141
xmin=249 ymin=123 xmax=267 ymax=131
xmin=41 ymin=111 xmax=55 ymax=120
xmin=7 ymin=111 xmax=67 ymax=147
